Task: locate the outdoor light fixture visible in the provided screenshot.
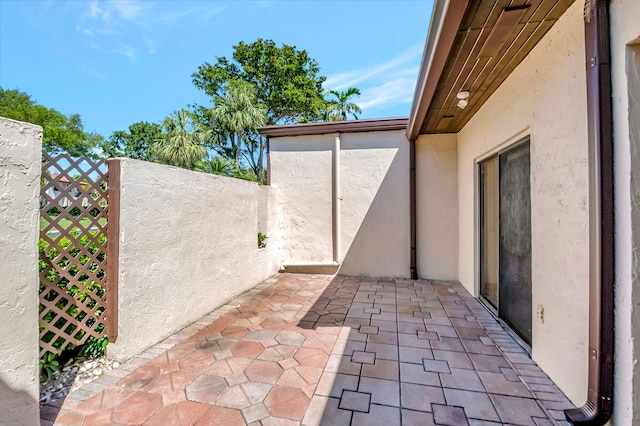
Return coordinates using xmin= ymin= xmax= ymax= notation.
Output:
xmin=456 ymin=91 xmax=469 ymax=109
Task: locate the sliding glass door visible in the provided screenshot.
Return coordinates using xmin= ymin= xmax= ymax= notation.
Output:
xmin=479 ymin=139 xmax=532 ymax=345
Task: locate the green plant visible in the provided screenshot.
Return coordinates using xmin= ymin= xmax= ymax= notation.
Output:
xmin=79 ymin=336 xmax=108 ymax=359
xmin=39 ymin=352 xmax=59 ymax=379
xmin=258 ymin=232 xmax=267 ymax=249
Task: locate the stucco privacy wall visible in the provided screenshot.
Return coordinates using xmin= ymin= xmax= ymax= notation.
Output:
xmin=108 ymin=159 xmax=279 ymax=361
xmin=269 ymin=130 xmax=410 ymax=277
xmin=0 ymin=117 xmax=42 ymax=425
xmin=610 ymin=0 xmax=640 ymax=423
xmin=269 ymin=134 xmax=333 ymax=264
xmin=456 ymin=1 xmax=589 ymax=404
xmin=415 ymin=134 xmax=458 ymax=280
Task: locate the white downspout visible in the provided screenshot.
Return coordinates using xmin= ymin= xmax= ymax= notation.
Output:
xmin=333 ymin=132 xmax=341 ymax=263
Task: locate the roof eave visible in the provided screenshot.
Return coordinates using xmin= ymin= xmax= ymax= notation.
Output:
xmin=406 ymin=0 xmax=469 ymax=141
xmin=258 ymin=117 xmax=408 ymax=138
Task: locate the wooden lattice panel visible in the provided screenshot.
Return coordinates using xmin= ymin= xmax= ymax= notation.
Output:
xmin=39 ymin=153 xmax=109 ymax=357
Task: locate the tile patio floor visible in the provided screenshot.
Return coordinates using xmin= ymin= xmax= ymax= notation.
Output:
xmin=42 ymin=274 xmax=575 ymax=425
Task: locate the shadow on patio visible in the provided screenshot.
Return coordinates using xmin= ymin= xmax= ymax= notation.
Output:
xmin=47 ymin=274 xmax=574 ymax=425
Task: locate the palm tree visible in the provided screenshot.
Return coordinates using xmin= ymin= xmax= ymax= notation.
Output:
xmin=326 ymin=87 xmax=362 ymax=121
xmin=155 ymin=110 xmax=208 ymax=169
xmin=195 ymin=155 xmax=235 ymax=176
xmin=209 ymin=81 xmax=266 ymax=168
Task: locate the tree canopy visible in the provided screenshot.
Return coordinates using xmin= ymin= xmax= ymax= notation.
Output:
xmin=100 ymin=121 xmax=163 ymax=162
xmin=0 ymin=88 xmax=103 ymax=157
xmin=192 ymin=39 xmax=326 ymax=125
xmin=326 ymin=87 xmax=362 ymax=121
xmin=155 ymin=110 xmax=209 ymax=169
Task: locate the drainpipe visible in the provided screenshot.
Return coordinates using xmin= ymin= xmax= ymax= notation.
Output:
xmin=333 ymin=132 xmax=342 ymax=263
xmin=410 ymin=140 xmax=418 ymax=280
xmin=565 ymin=0 xmax=614 ymax=424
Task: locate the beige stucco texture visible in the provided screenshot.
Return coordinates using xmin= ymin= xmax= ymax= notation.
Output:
xmin=108 ymin=159 xmax=279 ymax=361
xmin=415 ymin=134 xmax=459 ymax=280
xmin=269 ymin=130 xmax=410 ymax=277
xmin=456 ymin=1 xmax=589 ymax=404
xmin=610 ymin=0 xmax=640 ymax=423
xmin=0 ymin=117 xmax=42 ymax=425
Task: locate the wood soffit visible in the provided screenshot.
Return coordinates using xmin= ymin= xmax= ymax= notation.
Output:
xmin=417 ymin=0 xmax=575 ymax=135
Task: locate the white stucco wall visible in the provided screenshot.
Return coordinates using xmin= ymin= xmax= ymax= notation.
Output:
xmin=339 ymin=131 xmax=409 ymax=277
xmin=415 ymin=134 xmax=458 ymax=280
xmin=269 ymin=130 xmax=410 ymax=277
xmin=270 ymin=135 xmax=333 ymax=264
xmin=108 ymin=159 xmax=279 ymax=361
xmin=0 ymin=117 xmax=42 ymax=425
xmin=456 ymin=1 xmax=589 ymax=404
xmin=610 ymin=0 xmax=640 ymax=423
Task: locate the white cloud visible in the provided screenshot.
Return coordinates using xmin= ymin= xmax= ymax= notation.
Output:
xmin=325 ymin=45 xmax=422 ymax=115
xmin=74 ymin=1 xmax=225 ymax=58
xmin=110 ymin=0 xmax=143 ymax=20
xmin=324 ymin=45 xmax=422 ymax=91
xmin=78 ymin=63 xmax=108 ymax=80
xmin=114 ymin=43 xmax=136 ymax=58
xmin=358 ymin=77 xmax=417 ymax=109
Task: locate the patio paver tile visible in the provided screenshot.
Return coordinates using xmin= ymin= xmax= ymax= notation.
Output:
xmin=443 ymin=388 xmax=500 ymax=422
xmin=490 ymin=394 xmax=546 ymax=425
xmin=401 ymin=409 xmax=436 ymax=425
xmin=400 ymin=362 xmax=440 ymax=386
xmin=339 ymin=390 xmax=371 ymax=412
xmin=400 ymin=382 xmax=445 ymax=411
xmin=433 ymin=403 xmax=470 ymax=426
xmin=358 ymin=376 xmax=400 ymax=407
xmin=48 ymin=274 xmax=573 ymax=426
xmin=194 ymin=406 xmax=245 ymax=426
xmin=352 ymin=403 xmax=401 ymax=426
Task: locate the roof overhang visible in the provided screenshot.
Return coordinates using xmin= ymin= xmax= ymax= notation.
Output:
xmin=258 ymin=117 xmax=408 ymax=138
xmin=407 ymin=0 xmax=576 ymax=140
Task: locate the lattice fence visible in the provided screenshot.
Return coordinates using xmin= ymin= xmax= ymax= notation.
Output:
xmin=39 ymin=153 xmax=110 ymax=357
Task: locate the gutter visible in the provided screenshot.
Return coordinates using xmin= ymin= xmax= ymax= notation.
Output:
xmin=410 ymin=139 xmax=418 ymax=279
xmin=565 ymin=0 xmax=614 ymax=424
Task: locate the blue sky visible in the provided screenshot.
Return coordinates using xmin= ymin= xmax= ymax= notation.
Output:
xmin=0 ymin=0 xmax=433 ymax=138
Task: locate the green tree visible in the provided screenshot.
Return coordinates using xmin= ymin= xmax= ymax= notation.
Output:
xmin=195 ymin=155 xmax=235 ymax=176
xmin=100 ymin=121 xmax=162 ymax=161
xmin=326 ymin=87 xmax=362 ymax=121
xmin=192 ymin=39 xmax=326 ymax=125
xmin=0 ymin=88 xmax=103 ymax=156
xmin=156 ymin=110 xmax=208 ymax=169
xmin=192 ymin=39 xmax=327 ymax=182
xmin=209 ymin=81 xmax=267 ymax=170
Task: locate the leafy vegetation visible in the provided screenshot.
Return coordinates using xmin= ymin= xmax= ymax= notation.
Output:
xmin=258 ymin=232 xmax=268 ymax=248
xmin=39 ymin=352 xmax=60 ymax=379
xmin=0 ymin=88 xmax=104 ymax=157
xmin=79 ymin=336 xmax=109 ymax=359
xmin=155 ymin=110 xmax=209 ymax=169
xmin=3 ymin=39 xmax=362 ymax=183
xmin=99 ymin=121 xmax=163 ymax=162
xmin=325 ymin=87 xmax=362 ymax=121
